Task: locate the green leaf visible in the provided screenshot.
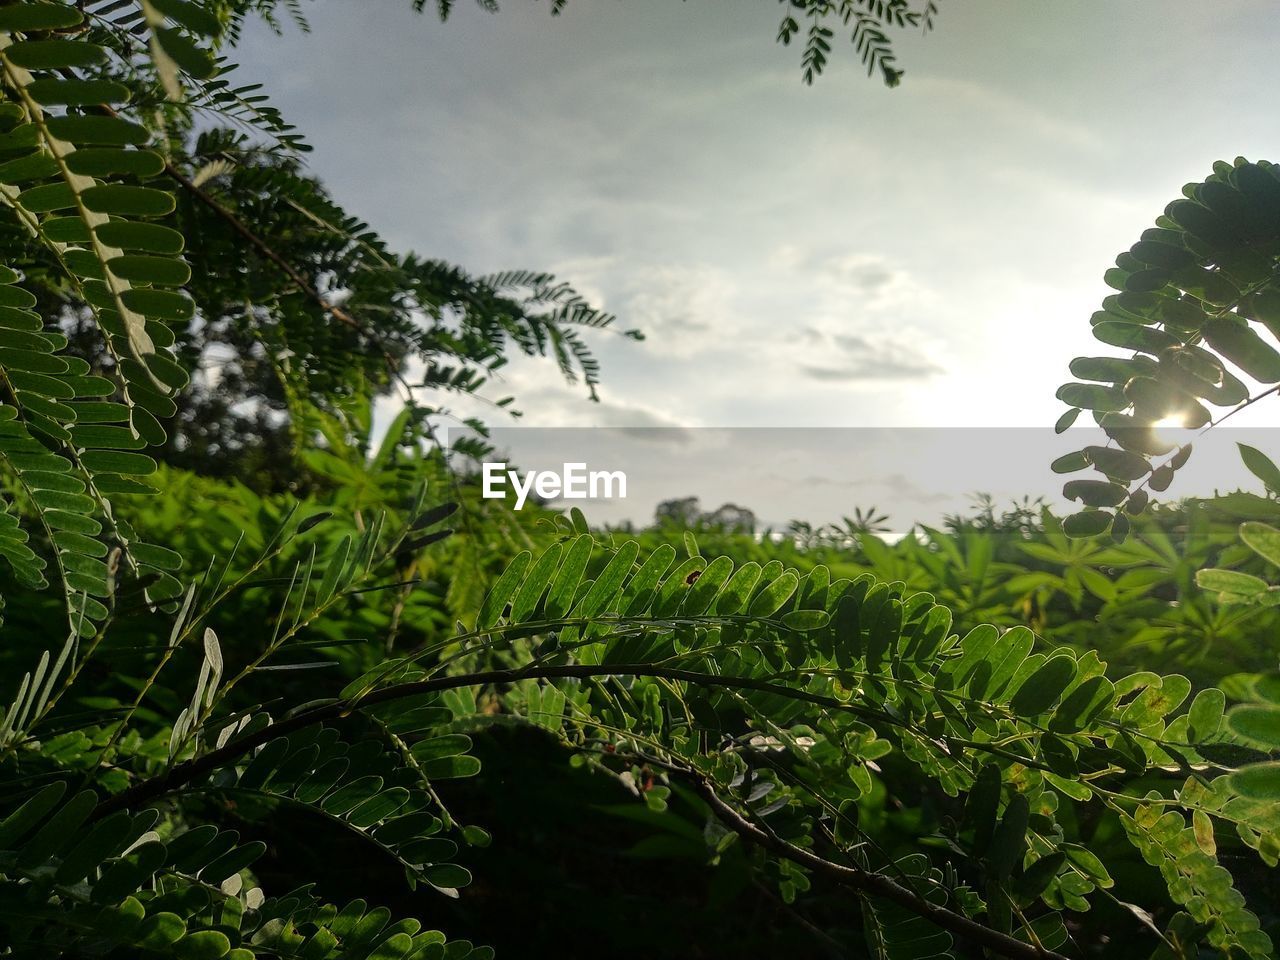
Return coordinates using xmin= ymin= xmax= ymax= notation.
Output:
xmin=40 ymin=217 xmax=89 ymax=243
xmin=120 ymin=288 xmax=193 ymax=320
xmin=149 ymin=0 xmax=222 ymax=34
xmin=1049 ymin=674 xmax=1114 ymax=733
xmin=131 ymin=541 xmax=182 ymax=571
xmin=1229 ymin=762 xmax=1280 ymax=800
xmin=316 ymin=535 xmax=351 ymax=605
xmin=1050 ymin=451 xmax=1089 ymax=474
xmin=1070 ymin=355 xmax=1158 ymax=384
xmin=681 ymin=554 xmax=733 ymax=616
xmin=54 ymin=810 xmax=133 ymax=884
xmin=1240 ymin=521 xmax=1280 ymax=567
xmin=748 ymin=570 xmax=799 ymax=618
xmin=780 ymin=609 xmax=830 ymax=631
xmin=0 ymin=286 xmax=37 ymax=309
xmin=0 ymin=780 xmax=66 ymax=849
xmin=96 ymin=221 xmax=185 ymax=254
xmin=545 ymin=535 xmax=591 ymax=618
xmin=44 ymin=115 xmax=149 ymax=146
xmin=1062 ymin=843 xmax=1113 ymax=888
xmin=67 ymin=401 xmax=130 ymax=423
xmin=3 ymin=38 xmax=105 ymax=69
xmin=506 ymin=545 xmax=558 ymax=619
xmin=424 ymin=862 xmax=472 ymax=889
xmin=17 ymin=182 xmax=74 ymax=212
xmin=987 ymin=793 xmax=1029 ymax=879
xmin=82 ymin=185 xmax=176 ymax=218
xmin=1195 ymin=568 xmax=1268 ymax=596
xmin=1204 ymin=317 xmax=1280 ymax=383
xmin=1010 ymin=655 xmax=1077 ymax=717
xmin=91 ymin=838 xmax=165 ymax=903
xmin=0 ymin=3 xmax=85 ymax=31
xmin=0 ymin=151 xmax=58 ymax=183
xmin=1054 ymin=407 xmax=1080 ymax=433
xmin=714 ymin=560 xmax=761 ymax=615
xmin=1055 ymin=383 xmax=1126 ymax=411
xmin=26 ymin=78 xmax=130 ymax=106
xmin=1225 ymin=705 xmax=1280 ymax=749
xmin=420 ymin=755 xmax=481 ymax=780
xmin=1063 ymin=511 xmax=1112 ymax=538
xmin=137 ymin=912 xmax=186 ymax=949
xmin=1084 ymin=446 xmax=1150 ymax=481
xmin=1063 ymin=480 xmax=1128 ymax=507
xmin=1124 ymin=377 xmax=1211 ymax=427
xmin=1091 ymin=321 xmax=1180 ymax=354
xmin=1186 ymin=688 xmax=1225 ymax=742
xmin=683 ymin=530 xmax=700 ymax=558
xmin=576 ymin=541 xmax=638 ymax=617
xmin=79 ymin=450 xmax=157 ymax=476
xmin=66 ymin=147 xmax=165 ymax=178
xmin=965 ymin=764 xmax=1002 ymax=855
xmin=346 ymin=786 xmax=412 ymax=828
xmin=1238 ymin=444 xmax=1280 ymax=494
xmin=620 ymin=543 xmax=676 ymax=616
xmin=947 ymin=624 xmax=998 ymax=687
xmin=173 ymin=930 xmax=231 ymax=960
xmin=975 ymin=626 xmax=1035 ymax=700
xmin=1019 ymin=852 xmax=1065 ymax=899
xmin=321 ymin=776 xmax=385 ymax=816
xmin=651 ymin=556 xmax=705 ymax=617
xmin=156 ymin=26 xmax=217 ymax=79
xmin=410 ymin=734 xmax=472 ymax=762
xmin=478 ymin=550 xmax=531 ymax=629
xmin=198 ymin=840 xmax=267 ymax=885
xmin=365 ymin=934 xmax=415 ymax=960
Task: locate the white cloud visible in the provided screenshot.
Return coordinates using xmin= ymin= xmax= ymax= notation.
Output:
xmin=548 ymin=258 xmax=738 ymax=359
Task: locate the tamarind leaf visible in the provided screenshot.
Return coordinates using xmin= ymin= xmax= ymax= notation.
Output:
xmin=510 ymin=542 xmax=563 ymax=622
xmin=477 ymin=550 xmax=531 ymax=629
xmin=1010 ymin=655 xmax=1077 ymax=717
xmin=747 ymin=570 xmax=799 ymax=618
xmin=1239 ymin=444 xmax=1280 ymax=494
xmin=987 ymin=793 xmax=1030 ymax=879
xmin=1229 ymin=762 xmax=1280 ymax=800
xmin=1225 ymin=705 xmax=1280 ymax=749
xmin=545 ymin=536 xmax=592 ymax=618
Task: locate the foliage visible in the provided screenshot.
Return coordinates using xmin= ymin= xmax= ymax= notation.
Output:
xmin=1055 ymin=158 xmax=1280 ymax=540
xmin=0 ymin=3 xmax=1278 ymax=960
xmin=774 ymin=0 xmax=938 ymax=86
xmin=2 ymin=0 xmax=641 ymax=496
xmin=414 ymin=0 xmax=939 ymax=87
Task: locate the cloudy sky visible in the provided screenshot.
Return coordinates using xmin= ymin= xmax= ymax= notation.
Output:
xmin=233 ymin=1 xmax=1280 ymax=523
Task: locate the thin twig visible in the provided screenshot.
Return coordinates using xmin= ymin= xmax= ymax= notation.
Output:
xmin=94 ymin=660 xmax=892 ymax=816
xmin=687 ymin=778 xmax=1070 ymax=960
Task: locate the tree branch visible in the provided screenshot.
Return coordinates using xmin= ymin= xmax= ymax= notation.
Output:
xmin=96 ymin=657 xmax=1070 ymax=960
xmin=93 ymin=660 xmax=888 ymax=817
xmin=687 ymin=779 xmax=1071 ymax=960
xmin=163 ymin=160 xmax=365 ymax=335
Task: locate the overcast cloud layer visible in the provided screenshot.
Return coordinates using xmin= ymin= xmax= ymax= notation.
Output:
xmin=231 ymin=1 xmax=1280 ymax=523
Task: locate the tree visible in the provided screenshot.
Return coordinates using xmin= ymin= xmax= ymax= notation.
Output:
xmin=1053 ymin=158 xmax=1280 ymax=541
xmin=2 ymin=4 xmax=1278 ymax=960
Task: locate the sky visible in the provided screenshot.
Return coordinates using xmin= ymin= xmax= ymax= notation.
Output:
xmin=232 ymin=1 xmax=1280 ymax=524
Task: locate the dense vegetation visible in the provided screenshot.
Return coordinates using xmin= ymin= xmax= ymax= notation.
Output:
xmin=1 ymin=2 xmax=1278 ymax=959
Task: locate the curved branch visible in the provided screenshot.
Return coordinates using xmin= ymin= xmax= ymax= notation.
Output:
xmin=94 ymin=661 xmax=889 ymax=817
xmin=688 ymin=779 xmax=1070 ymax=960
xmin=96 ymin=656 xmax=1068 ymax=960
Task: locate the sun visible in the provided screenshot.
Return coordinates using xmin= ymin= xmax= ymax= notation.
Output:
xmin=1154 ymin=414 xmax=1188 ymax=429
